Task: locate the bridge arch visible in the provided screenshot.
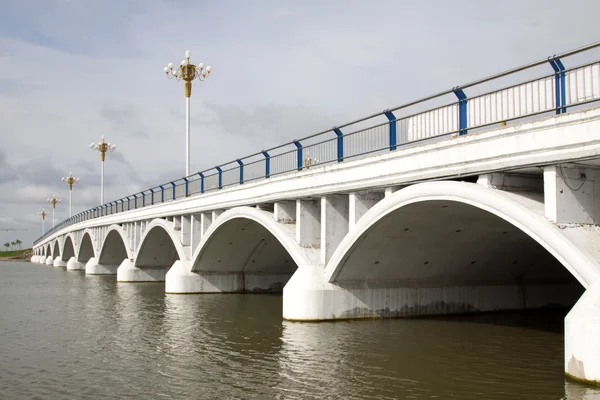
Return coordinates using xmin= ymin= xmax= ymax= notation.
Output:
xmin=189 ymin=207 xmax=315 ymax=291
xmin=98 ymin=224 xmax=132 ymax=265
xmin=134 ymin=219 xmax=186 ymax=272
xmin=45 ymin=243 xmax=51 ymax=258
xmin=52 ymin=240 xmax=60 ymax=259
xmin=325 ymin=181 xmax=599 ymax=289
xmin=61 ymin=235 xmax=76 ymax=262
xmin=77 ymin=229 xmax=96 ymax=263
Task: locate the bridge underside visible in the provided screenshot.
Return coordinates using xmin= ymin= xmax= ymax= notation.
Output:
xmin=284 ymin=197 xmax=585 ymax=321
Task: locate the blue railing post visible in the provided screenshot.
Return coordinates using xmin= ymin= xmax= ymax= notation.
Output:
xmin=171 ymin=182 xmax=176 ymax=200
xmin=383 ymin=110 xmax=397 ymax=150
xmin=333 ymin=128 xmax=344 ymax=162
xmin=453 ymin=87 xmax=468 ymax=135
xmin=293 ymin=141 xmax=302 ymax=171
xmin=216 ymin=167 xmax=223 ymax=189
xmin=236 ymin=160 xmax=244 ymax=184
xmin=199 ymin=173 xmax=204 ymax=193
xmin=141 ymin=191 xmax=145 ymax=207
xmin=160 ymin=186 xmax=164 ymax=203
xmin=262 ymin=151 xmax=270 ymax=178
xmin=133 ymin=194 xmax=138 ymax=209
xmin=548 ymin=56 xmax=567 ymax=114
xmin=120 ymin=199 xmax=125 ymax=212
xmin=150 ymin=188 xmax=154 ymax=205
xmin=183 ymin=178 xmax=189 ymax=197
xmin=127 ymin=197 xmax=131 ymax=211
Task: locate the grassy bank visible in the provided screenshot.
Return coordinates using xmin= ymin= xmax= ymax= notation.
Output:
xmin=0 ymin=249 xmax=32 ymax=261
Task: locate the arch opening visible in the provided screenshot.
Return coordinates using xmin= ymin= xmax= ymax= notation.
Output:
xmin=52 ymin=241 xmax=60 ymax=259
xmin=331 ymin=199 xmax=583 ymax=317
xmin=134 ymin=226 xmax=180 ymax=281
xmin=61 ymin=236 xmax=75 ymax=262
xmin=193 ymin=218 xmax=298 ymax=292
xmin=78 ymin=233 xmax=95 ymax=263
xmin=99 ymin=230 xmax=128 ymax=266
xmin=46 ymin=244 xmax=51 ymax=258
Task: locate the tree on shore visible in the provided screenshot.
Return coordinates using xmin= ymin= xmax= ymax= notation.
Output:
xmin=15 ymin=239 xmax=22 ymax=250
xmin=3 ymin=242 xmax=9 ymax=251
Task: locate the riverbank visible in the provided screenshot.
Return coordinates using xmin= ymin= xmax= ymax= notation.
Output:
xmin=0 ymin=249 xmax=32 ymax=262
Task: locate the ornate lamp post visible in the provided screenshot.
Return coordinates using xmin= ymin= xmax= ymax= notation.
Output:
xmin=61 ymin=172 xmax=80 ymax=217
xmin=39 ymin=209 xmax=48 ymax=234
xmin=46 ymin=195 xmax=61 ymax=228
xmin=164 ymin=50 xmax=212 ymax=176
xmin=90 ymin=136 xmax=116 ymax=205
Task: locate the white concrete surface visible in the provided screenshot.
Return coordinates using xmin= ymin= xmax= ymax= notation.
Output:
xmin=566 ymin=279 xmax=600 ymax=384
xmin=53 ymin=257 xmax=66 ymax=268
xmin=544 ymin=165 xmax=600 ymax=224
xmin=85 ymin=257 xmax=118 ymax=275
xmin=45 ymin=256 xmax=53 ymax=265
xmin=66 ymin=256 xmax=84 ymax=271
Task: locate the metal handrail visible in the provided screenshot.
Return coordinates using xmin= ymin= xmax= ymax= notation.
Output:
xmin=33 ymin=41 xmax=600 ymax=245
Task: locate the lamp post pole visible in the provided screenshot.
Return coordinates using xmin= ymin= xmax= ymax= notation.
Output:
xmin=61 ymin=173 xmax=80 ymax=217
xmin=164 ymin=50 xmax=212 ymax=177
xmin=39 ymin=209 xmax=48 ymax=235
xmin=46 ymin=196 xmax=61 ymax=228
xmin=90 ymin=136 xmax=116 ymax=205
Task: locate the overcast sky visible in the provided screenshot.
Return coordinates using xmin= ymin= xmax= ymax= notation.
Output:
xmin=1 ymin=0 xmax=599 ymax=246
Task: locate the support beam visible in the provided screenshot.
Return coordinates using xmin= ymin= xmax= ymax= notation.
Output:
xmin=544 ymin=165 xmax=600 ymax=224
xmin=201 ymin=212 xmax=213 ymax=237
xmin=321 ymin=195 xmax=349 ymax=265
xmin=274 ymin=201 xmax=296 ymax=223
xmin=349 ymin=192 xmax=384 ymax=228
xmin=296 ymin=199 xmax=320 ymax=248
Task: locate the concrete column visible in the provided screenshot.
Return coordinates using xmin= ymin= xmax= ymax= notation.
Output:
xmin=53 ymin=257 xmax=67 ymax=268
xmin=320 ymin=195 xmax=349 ymax=265
xmin=45 ymin=256 xmax=53 ymax=265
xmin=274 ymin=201 xmax=296 ymax=223
xmin=349 ymin=192 xmax=383 ymax=228
xmin=181 ymin=215 xmax=192 ymax=259
xmin=296 ymin=199 xmax=320 ymax=248
xmin=190 ymin=213 xmax=202 ymax=251
xmin=85 ymin=257 xmax=119 ymax=275
xmin=66 ymin=256 xmax=84 ymax=271
xmin=384 ymin=186 xmax=402 ymax=197
xmin=544 ymin=165 xmax=599 ymax=224
xmin=201 ymin=212 xmax=213 ymax=237
xmin=212 ymin=209 xmax=223 ymax=222
xmin=565 ymin=280 xmax=600 ymax=384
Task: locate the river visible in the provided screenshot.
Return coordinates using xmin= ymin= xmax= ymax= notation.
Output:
xmin=0 ymin=262 xmax=598 ymax=399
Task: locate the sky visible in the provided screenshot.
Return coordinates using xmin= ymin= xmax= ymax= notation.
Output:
xmin=1 ymin=0 xmax=599 ymax=247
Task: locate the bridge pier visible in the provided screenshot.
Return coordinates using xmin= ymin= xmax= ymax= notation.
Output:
xmin=66 ymin=257 xmax=84 ymax=271
xmin=117 ymin=259 xmax=169 ymax=282
xmin=165 ymin=261 xmax=292 ymax=293
xmin=283 ymin=266 xmax=581 ymax=321
xmin=85 ymin=257 xmax=118 ymax=275
xmin=45 ymin=256 xmax=53 ymax=265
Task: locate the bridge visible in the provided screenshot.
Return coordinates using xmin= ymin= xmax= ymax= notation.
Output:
xmin=30 ymin=42 xmax=600 ymax=384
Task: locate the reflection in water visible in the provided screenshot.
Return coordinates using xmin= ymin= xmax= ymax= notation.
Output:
xmin=0 ymin=262 xmax=594 ymax=399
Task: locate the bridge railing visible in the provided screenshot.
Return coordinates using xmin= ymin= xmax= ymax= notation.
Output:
xmin=33 ymin=41 xmax=600 ymax=245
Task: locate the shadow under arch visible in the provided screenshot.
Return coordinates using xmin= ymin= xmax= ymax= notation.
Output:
xmin=189 ymin=207 xmax=317 ymax=292
xmin=78 ymin=230 xmax=96 ymax=263
xmin=133 ymin=219 xmax=186 ymax=280
xmin=52 ymin=240 xmax=60 ymax=259
xmin=326 ymin=181 xmax=599 ymax=289
xmin=61 ymin=235 xmax=76 ymax=262
xmin=98 ymin=225 xmax=133 ymax=265
xmin=46 ymin=244 xmax=51 ymax=258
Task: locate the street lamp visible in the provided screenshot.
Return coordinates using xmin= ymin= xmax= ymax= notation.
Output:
xmin=90 ymin=135 xmax=116 ymax=205
xmin=61 ymin=172 xmax=80 ymax=217
xmin=39 ymin=209 xmax=48 ymax=235
xmin=164 ymin=50 xmax=212 ymax=176
xmin=46 ymin=195 xmax=61 ymax=228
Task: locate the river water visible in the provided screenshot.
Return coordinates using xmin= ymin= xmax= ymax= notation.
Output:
xmin=0 ymin=262 xmax=597 ymax=399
